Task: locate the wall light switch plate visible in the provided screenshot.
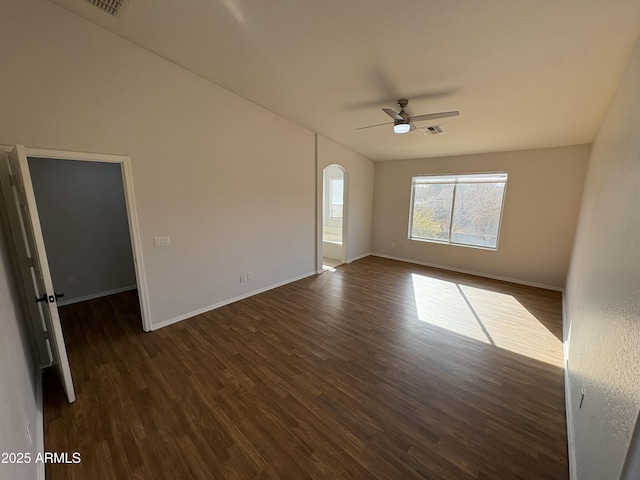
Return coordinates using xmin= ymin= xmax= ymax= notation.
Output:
xmin=154 ymin=236 xmax=171 ymax=247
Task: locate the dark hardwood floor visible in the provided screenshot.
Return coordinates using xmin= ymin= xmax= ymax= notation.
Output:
xmin=44 ymin=256 xmax=568 ymax=479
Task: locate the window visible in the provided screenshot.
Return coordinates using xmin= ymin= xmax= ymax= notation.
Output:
xmin=329 ymin=177 xmax=343 ymax=219
xmin=409 ymin=172 xmax=507 ymax=249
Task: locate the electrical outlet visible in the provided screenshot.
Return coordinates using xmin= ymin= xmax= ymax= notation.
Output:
xmin=247 ymin=272 xmax=253 ymax=280
xmin=240 ymin=274 xmax=246 ymax=283
xmin=69 ymin=276 xmax=77 ymax=285
xmin=154 ymin=236 xmax=171 ymax=247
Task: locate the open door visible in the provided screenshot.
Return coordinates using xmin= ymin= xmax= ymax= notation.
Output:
xmin=0 ymin=145 xmax=76 ymax=403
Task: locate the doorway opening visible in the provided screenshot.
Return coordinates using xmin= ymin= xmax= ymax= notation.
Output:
xmin=0 ymin=145 xmax=149 ymax=403
xmin=25 ymin=149 xmax=149 ymax=332
xmin=20 ymin=148 xmax=151 ymax=331
xmin=322 ymin=164 xmax=346 ymax=271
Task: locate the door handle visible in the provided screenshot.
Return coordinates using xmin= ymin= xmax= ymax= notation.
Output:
xmin=35 ymin=292 xmax=64 ymax=303
xmin=48 ymin=292 xmax=64 ymax=303
xmin=35 ymin=293 xmax=48 ymax=303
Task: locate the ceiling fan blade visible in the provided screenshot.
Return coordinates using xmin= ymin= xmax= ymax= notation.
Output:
xmin=354 ymin=121 xmax=394 ymax=131
xmin=382 ymin=108 xmax=403 ymax=121
xmin=345 ymin=89 xmax=459 ymax=110
xmin=409 ymin=123 xmax=417 ymax=132
xmin=409 ymin=111 xmax=460 ymax=123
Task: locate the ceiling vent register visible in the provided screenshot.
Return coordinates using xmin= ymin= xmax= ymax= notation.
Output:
xmin=86 ymin=0 xmax=125 ymax=16
xmin=422 ymin=125 xmax=447 ymax=136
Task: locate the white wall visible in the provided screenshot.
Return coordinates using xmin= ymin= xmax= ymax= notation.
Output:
xmin=0 ymin=1 xmax=374 ymax=469
xmin=316 ymin=135 xmax=374 ymax=267
xmin=372 ymin=144 xmax=590 ymax=289
xmin=0 ymin=221 xmax=41 ymax=480
xmin=565 ymin=34 xmax=640 ymax=480
xmin=0 ymin=0 xmax=318 ymax=328
xmin=28 ymin=158 xmax=136 ymax=305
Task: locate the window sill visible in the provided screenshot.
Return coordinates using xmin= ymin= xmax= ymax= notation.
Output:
xmin=408 ymin=236 xmax=498 ymax=251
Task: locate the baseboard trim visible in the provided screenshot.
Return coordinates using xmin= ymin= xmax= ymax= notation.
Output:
xmin=371 ymin=253 xmax=564 ymax=292
xmin=346 ymin=252 xmax=372 ymax=264
xmin=36 ymin=368 xmax=45 ymax=480
xmin=150 ymin=270 xmax=317 ymax=331
xmin=56 ymin=285 xmax=137 ymax=307
xmin=565 ymin=366 xmax=576 ymax=479
xmin=563 ymin=295 xmax=577 ymax=479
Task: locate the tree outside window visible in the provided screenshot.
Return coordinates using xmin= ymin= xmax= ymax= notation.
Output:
xmin=409 ymin=173 xmax=507 ymax=249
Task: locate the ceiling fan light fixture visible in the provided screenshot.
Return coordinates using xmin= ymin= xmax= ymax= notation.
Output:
xmin=394 ymin=123 xmax=411 ymax=134
xmin=355 ymin=98 xmax=459 ymax=134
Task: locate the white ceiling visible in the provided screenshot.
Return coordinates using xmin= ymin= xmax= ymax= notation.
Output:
xmin=52 ymin=0 xmax=640 ymax=161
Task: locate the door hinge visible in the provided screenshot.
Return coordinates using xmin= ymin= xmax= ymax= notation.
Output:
xmin=9 ymin=174 xmax=16 ymax=187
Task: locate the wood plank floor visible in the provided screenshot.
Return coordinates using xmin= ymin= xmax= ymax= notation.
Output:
xmin=43 ymin=256 xmax=568 ymax=479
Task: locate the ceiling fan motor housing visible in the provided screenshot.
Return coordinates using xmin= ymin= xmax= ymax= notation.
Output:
xmin=397 ymin=99 xmax=410 ymax=122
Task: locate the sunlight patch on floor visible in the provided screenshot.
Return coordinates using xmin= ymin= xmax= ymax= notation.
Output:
xmin=322 ymin=257 xmax=343 ymax=272
xmin=411 ymin=273 xmax=563 ymax=366
xmin=412 ymin=274 xmax=492 ymax=344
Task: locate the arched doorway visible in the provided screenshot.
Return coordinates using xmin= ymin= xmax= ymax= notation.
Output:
xmin=322 ymin=164 xmax=347 ymax=270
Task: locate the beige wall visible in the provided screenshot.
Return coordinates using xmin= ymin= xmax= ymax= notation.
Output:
xmin=0 ymin=221 xmax=40 ymax=480
xmin=372 ymin=144 xmax=590 ymax=289
xmin=316 ymin=135 xmax=374 ymax=268
xmin=0 ymin=0 xmax=376 ymax=466
xmin=565 ymin=34 xmax=640 ymax=480
xmin=4 ymin=3 xmax=636 ymax=478
xmin=0 ymin=0 xmax=322 ymax=328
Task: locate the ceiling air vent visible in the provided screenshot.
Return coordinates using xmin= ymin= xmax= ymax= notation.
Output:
xmin=422 ymin=125 xmax=447 ymax=136
xmin=86 ymin=0 xmax=125 ymax=16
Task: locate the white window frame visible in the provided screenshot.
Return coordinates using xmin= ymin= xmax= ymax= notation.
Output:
xmin=408 ymin=172 xmax=508 ymax=250
xmin=328 ymin=176 xmax=344 ymax=220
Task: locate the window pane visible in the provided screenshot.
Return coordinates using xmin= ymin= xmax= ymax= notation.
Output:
xmin=329 ymin=177 xmax=344 ymax=219
xmin=410 ymin=183 xmax=454 ymax=241
xmin=450 ymin=182 xmax=505 ymax=248
xmin=330 ymin=178 xmax=343 ymax=206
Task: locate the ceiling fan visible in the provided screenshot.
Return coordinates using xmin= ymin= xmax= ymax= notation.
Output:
xmin=356 ymin=99 xmax=459 ymax=134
